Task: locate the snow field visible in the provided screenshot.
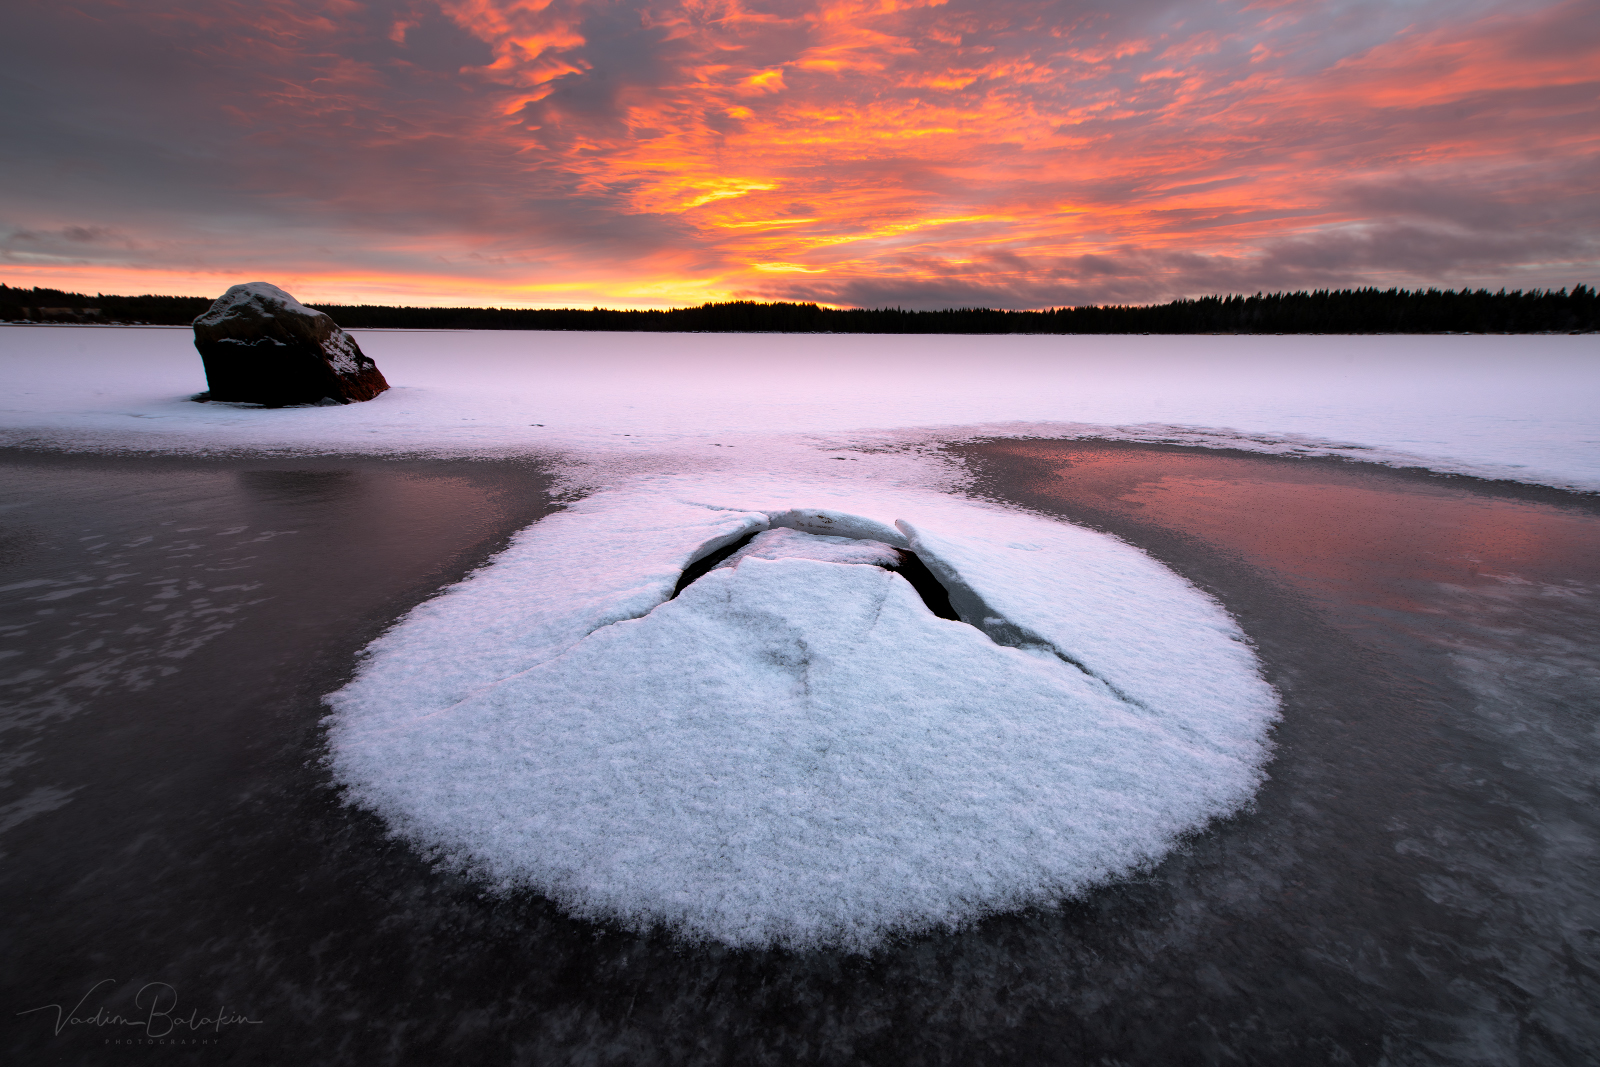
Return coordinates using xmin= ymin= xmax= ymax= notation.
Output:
xmin=3 ymin=326 xmax=1597 ymax=491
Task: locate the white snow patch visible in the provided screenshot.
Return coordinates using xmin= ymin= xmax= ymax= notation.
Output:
xmin=325 ymin=486 xmax=1279 ymax=950
xmin=717 ymin=528 xmax=903 ymax=571
xmin=322 ymin=331 xmax=363 ymax=374
xmin=192 ymin=281 xmax=322 ymax=328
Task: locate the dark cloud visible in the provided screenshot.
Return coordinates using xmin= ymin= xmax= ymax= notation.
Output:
xmin=402 ymin=9 xmax=495 ymax=72
xmin=516 ymin=3 xmax=683 ymax=143
xmin=747 ymin=218 xmax=1597 ymax=310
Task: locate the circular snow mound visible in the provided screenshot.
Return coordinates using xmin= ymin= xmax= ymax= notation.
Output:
xmin=325 ymin=492 xmax=1278 ymax=950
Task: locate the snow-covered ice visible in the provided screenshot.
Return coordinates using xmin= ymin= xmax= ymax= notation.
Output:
xmin=1 ymin=326 xmax=1596 ymax=491
xmin=324 ymin=490 xmax=1278 ymax=949
xmin=717 ymin=528 xmax=903 ymax=570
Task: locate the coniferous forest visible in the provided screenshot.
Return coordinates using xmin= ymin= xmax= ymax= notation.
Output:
xmin=2 ymin=283 xmax=1594 ymax=333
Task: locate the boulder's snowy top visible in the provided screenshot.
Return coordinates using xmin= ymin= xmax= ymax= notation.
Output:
xmin=194 ymin=282 xmax=326 ymax=327
xmin=716 ymin=529 xmax=902 ymax=571
xmin=325 ymin=489 xmax=1280 ymax=950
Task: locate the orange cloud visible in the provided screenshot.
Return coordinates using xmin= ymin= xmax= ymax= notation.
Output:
xmin=2 ymin=0 xmax=1595 ymax=308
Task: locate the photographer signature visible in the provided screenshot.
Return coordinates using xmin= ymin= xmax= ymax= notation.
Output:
xmin=17 ymin=979 xmax=264 ymax=1038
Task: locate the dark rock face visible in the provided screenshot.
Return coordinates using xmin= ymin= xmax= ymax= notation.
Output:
xmin=192 ymin=282 xmax=389 ymax=406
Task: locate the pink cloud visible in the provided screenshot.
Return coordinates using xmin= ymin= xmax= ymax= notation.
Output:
xmin=1 ymin=0 xmax=1593 ymax=307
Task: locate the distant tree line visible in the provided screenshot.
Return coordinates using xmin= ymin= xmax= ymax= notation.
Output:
xmin=2 ymin=283 xmax=1594 ymax=333
xmin=0 ymin=287 xmax=213 ymax=325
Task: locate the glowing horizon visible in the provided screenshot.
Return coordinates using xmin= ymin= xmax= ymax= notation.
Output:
xmin=3 ymin=0 xmax=1596 ymax=310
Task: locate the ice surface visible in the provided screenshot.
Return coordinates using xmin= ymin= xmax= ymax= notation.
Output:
xmin=1 ymin=326 xmax=1597 ymax=491
xmin=715 ymin=529 xmax=903 ymax=572
xmin=325 ymin=487 xmax=1279 ymax=950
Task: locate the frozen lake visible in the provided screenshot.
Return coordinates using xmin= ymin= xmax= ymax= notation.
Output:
xmin=3 ymin=326 xmax=1598 ymax=490
xmin=2 ymin=326 xmax=1598 ymax=1063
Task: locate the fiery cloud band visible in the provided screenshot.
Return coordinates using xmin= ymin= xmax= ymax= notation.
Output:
xmin=2 ymin=0 xmax=1595 ymax=307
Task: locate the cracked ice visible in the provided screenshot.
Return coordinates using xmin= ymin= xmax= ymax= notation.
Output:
xmin=326 ymin=490 xmax=1279 ymax=950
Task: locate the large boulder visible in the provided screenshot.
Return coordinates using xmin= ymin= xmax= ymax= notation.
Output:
xmin=192 ymin=282 xmax=388 ymax=406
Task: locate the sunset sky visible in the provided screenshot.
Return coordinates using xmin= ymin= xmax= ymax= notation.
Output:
xmin=2 ymin=0 xmax=1596 ymax=309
